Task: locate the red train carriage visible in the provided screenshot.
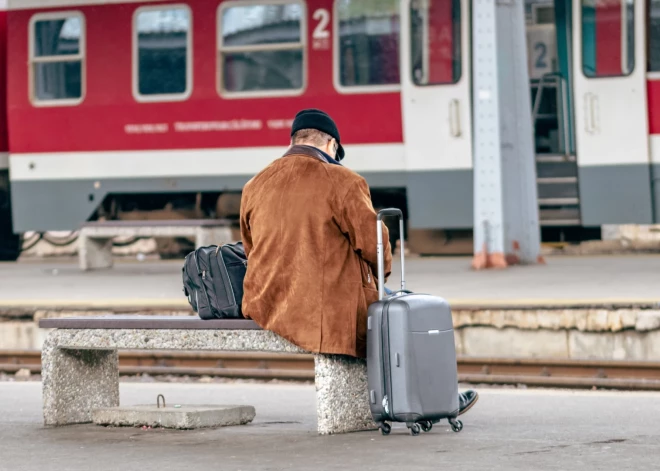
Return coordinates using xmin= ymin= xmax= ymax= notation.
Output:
xmin=1 ymin=0 xmax=660 ymax=261
xmin=2 ymin=0 xmax=413 ymax=262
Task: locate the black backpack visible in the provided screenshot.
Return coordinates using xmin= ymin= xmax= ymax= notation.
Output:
xmin=182 ymin=242 xmax=247 ymax=319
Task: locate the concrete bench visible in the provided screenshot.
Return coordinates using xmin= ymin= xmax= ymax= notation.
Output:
xmin=78 ymin=220 xmax=233 ymax=271
xmin=38 ymin=316 xmax=374 ymax=435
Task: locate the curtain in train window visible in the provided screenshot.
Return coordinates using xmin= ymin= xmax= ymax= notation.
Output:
xmin=219 ymin=2 xmax=304 ymax=94
xmin=581 ymin=0 xmax=634 ymax=77
xmin=410 ymin=0 xmax=461 ymax=85
xmin=135 ymin=7 xmax=191 ymax=98
xmin=31 ymin=15 xmax=84 ymax=103
xmin=336 ymin=0 xmax=400 ymax=88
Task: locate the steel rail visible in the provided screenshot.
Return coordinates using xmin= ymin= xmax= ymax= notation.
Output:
xmin=3 ymin=350 xmax=660 ymax=389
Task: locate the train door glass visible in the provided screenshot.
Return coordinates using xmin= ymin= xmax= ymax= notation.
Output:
xmin=400 ymin=0 xmax=472 ymax=174
xmin=572 ymin=0 xmax=652 ymax=224
xmin=526 ymin=0 xmax=582 ymax=226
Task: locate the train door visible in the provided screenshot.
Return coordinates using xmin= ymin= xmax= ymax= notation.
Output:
xmin=571 ymin=0 xmax=653 ymax=225
xmin=527 ymin=0 xmax=582 ymax=227
xmin=400 ymin=0 xmax=473 ymax=229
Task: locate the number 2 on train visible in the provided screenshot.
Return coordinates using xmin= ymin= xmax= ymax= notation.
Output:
xmin=534 ymin=42 xmax=547 ymax=69
xmin=313 ymin=9 xmax=330 ymax=39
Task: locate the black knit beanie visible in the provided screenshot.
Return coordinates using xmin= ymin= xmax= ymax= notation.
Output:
xmin=290 ymin=109 xmax=345 ymax=161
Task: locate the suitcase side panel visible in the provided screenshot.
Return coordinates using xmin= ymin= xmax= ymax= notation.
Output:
xmin=411 ymin=330 xmax=460 ymax=417
xmin=366 ymin=300 xmax=389 ymax=423
xmin=388 ymin=296 xmax=460 ymax=422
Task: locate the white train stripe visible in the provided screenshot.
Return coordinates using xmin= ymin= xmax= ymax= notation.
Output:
xmin=650 ymin=135 xmax=660 ymax=164
xmin=9 ymin=144 xmax=408 ymax=181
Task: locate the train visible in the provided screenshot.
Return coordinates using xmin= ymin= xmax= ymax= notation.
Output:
xmin=0 ymin=0 xmax=658 ymax=260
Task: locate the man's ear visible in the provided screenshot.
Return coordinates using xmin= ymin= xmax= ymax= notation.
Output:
xmin=328 ymin=138 xmax=337 ymax=156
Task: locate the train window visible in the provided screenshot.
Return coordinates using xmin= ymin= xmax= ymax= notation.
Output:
xmin=335 ymin=0 xmax=401 ymax=92
xmin=649 ymin=1 xmax=660 ymax=72
xmin=218 ymin=1 xmax=306 ymax=97
xmin=410 ymin=0 xmax=462 ymax=86
xmin=133 ymin=5 xmax=192 ymax=101
xmin=581 ymin=0 xmax=634 ymax=78
xmin=29 ymin=12 xmax=85 ymax=106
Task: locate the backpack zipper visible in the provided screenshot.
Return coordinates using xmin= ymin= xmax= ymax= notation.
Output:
xmin=193 ymin=252 xmax=213 ymax=316
xmin=219 ymin=246 xmax=237 ymax=306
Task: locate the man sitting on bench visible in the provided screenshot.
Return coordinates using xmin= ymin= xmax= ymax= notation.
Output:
xmin=239 ymin=109 xmax=478 ymax=415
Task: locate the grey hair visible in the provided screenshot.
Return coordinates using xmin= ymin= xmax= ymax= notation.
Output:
xmin=291 ymin=128 xmax=333 ymax=147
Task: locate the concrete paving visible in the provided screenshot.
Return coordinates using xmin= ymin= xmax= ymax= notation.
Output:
xmin=0 ymin=381 xmax=658 ymax=470
xmin=2 ymin=254 xmax=660 ymax=308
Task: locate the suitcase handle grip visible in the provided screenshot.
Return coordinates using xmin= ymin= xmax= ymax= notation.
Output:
xmin=376 ymin=208 xmax=405 ymax=300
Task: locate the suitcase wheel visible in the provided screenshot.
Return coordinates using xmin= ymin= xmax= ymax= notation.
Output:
xmin=380 ymin=422 xmax=392 ymax=436
xmin=420 ymin=421 xmax=433 ymax=433
xmin=449 ymin=418 xmax=463 ymax=433
xmin=408 ymin=423 xmax=421 ymax=436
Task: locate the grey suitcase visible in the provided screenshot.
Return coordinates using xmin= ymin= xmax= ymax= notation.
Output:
xmin=367 ymin=208 xmax=462 ymax=436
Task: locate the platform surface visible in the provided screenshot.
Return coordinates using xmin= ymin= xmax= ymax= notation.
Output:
xmin=0 ymin=381 xmax=658 ymax=470
xmin=1 ymin=255 xmax=659 ymax=308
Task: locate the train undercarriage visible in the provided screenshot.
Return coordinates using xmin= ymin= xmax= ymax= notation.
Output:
xmin=0 ymin=172 xmax=21 ymax=261
xmin=2 ymin=181 xmax=606 ymax=260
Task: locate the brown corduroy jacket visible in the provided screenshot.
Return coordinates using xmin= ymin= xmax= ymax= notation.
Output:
xmin=239 ymin=145 xmax=392 ymax=358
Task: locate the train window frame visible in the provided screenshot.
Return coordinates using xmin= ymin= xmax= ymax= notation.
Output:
xmin=332 ymin=0 xmax=402 ymax=95
xmin=409 ymin=0 xmax=463 ymax=87
xmin=216 ymin=0 xmax=308 ymax=100
xmin=28 ymin=10 xmax=86 ymax=107
xmin=580 ymin=0 xmax=635 ymax=79
xmin=132 ymin=3 xmax=194 ymax=103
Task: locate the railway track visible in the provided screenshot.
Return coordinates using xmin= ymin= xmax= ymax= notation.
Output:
xmin=3 ymin=350 xmax=660 ymax=390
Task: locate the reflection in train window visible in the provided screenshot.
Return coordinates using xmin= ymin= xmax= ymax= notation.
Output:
xmin=581 ymin=0 xmax=634 ymax=78
xmin=134 ymin=5 xmax=192 ymax=100
xmin=410 ymin=0 xmax=461 ymax=86
xmin=335 ymin=0 xmax=400 ymax=90
xmin=30 ymin=13 xmax=85 ymax=105
xmin=219 ymin=2 xmax=305 ymax=96
xmin=649 ymin=0 xmax=660 ymax=71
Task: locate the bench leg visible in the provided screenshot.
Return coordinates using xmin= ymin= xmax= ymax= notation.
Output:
xmin=42 ymin=336 xmax=119 ymax=425
xmin=79 ymin=235 xmax=113 ymax=271
xmin=314 ymin=354 xmax=377 ymax=435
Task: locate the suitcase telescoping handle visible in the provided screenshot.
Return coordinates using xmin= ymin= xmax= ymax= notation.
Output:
xmin=376 ymin=208 xmax=405 ymax=300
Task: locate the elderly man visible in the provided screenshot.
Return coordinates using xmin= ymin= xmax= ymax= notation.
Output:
xmin=240 ymin=108 xmax=478 ymax=414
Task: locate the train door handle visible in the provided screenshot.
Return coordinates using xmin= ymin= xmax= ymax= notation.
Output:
xmin=449 ymin=99 xmax=462 ymax=137
xmin=584 ymin=93 xmax=598 ymax=134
